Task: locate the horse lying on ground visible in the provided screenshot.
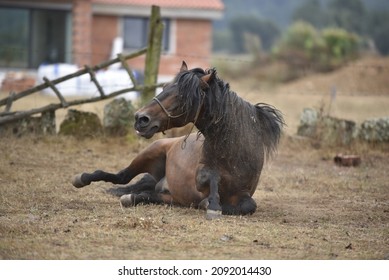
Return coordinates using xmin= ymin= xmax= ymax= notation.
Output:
xmin=72 ymin=61 xmax=284 ymax=219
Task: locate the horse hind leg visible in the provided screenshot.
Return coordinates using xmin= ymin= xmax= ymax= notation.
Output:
xmin=107 ymin=174 xmax=157 ymax=197
xmin=222 ymin=194 xmax=257 ymax=216
xmin=120 ymin=176 xmax=172 ymax=207
xmin=120 ymin=178 xmax=173 ymax=207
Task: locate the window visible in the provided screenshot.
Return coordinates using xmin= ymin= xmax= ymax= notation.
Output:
xmin=0 ymin=7 xmax=29 ymax=68
xmin=0 ymin=6 xmax=70 ymax=68
xmin=123 ymin=17 xmax=170 ymax=52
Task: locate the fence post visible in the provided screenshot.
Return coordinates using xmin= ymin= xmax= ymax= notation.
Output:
xmin=142 ymin=5 xmax=163 ymax=106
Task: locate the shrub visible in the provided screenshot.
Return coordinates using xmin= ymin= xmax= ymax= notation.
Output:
xmin=321 ymin=27 xmax=360 ymax=69
xmin=273 ymin=21 xmax=361 ymax=79
xmin=273 ymin=21 xmax=322 ymax=69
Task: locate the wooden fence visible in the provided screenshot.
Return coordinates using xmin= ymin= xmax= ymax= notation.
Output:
xmin=0 ymin=5 xmax=163 ymax=128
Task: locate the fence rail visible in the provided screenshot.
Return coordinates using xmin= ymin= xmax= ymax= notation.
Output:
xmin=0 ymin=5 xmax=163 ymax=127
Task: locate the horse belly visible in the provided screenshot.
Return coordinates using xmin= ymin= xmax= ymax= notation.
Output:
xmin=165 ymin=135 xmax=205 ymax=206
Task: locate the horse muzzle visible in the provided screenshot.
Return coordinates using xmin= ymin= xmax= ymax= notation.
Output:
xmin=134 ymin=112 xmax=160 ymax=139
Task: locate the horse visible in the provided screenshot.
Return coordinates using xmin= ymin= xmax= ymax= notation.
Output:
xmin=72 ymin=61 xmax=284 ymax=219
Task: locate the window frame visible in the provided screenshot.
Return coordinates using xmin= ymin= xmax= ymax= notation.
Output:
xmin=122 ymin=16 xmax=172 ymax=53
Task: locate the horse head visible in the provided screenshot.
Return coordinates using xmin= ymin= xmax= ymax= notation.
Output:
xmin=135 ymin=61 xmax=212 ymax=139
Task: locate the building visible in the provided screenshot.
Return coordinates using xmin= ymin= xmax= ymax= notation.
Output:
xmin=0 ymin=0 xmax=224 ymax=77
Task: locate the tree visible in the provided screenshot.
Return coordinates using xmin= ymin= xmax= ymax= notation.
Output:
xmin=229 ymin=15 xmax=280 ymax=53
xmin=292 ymin=0 xmax=327 ymax=28
xmin=366 ymin=11 xmax=389 ymax=55
xmin=327 ymin=0 xmax=367 ymax=34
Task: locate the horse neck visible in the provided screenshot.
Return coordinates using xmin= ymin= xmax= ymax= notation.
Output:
xmin=196 ymin=92 xmax=258 ymax=166
xmin=196 ymin=88 xmax=244 ymax=137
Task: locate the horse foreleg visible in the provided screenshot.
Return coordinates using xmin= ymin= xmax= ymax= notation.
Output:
xmin=196 ymin=167 xmax=222 ymax=220
xmin=72 ymin=167 xmax=135 ymax=188
xmin=72 ymin=140 xmax=167 ymax=188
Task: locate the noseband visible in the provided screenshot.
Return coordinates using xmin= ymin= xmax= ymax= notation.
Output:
xmin=152 ymin=97 xmax=186 ymax=119
xmin=152 ymin=97 xmax=186 ymax=138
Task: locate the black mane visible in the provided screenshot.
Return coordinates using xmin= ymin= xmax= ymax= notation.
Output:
xmin=175 ymin=68 xmax=285 ymax=172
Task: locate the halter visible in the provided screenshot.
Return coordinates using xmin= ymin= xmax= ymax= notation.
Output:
xmin=152 ymin=97 xmax=186 ymax=120
xmin=153 ymin=91 xmax=205 ymax=149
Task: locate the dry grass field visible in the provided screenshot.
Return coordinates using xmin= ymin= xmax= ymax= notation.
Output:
xmin=0 ymin=56 xmax=388 ymax=260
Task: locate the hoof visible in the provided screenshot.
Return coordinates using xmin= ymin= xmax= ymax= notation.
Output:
xmin=206 ymin=209 xmax=222 ymax=220
xmin=120 ymin=194 xmax=135 ymax=207
xmin=198 ymin=198 xmax=209 ymax=210
xmin=72 ymin=174 xmax=87 ymax=188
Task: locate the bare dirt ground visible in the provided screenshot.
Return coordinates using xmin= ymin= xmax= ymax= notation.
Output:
xmin=0 ymin=56 xmax=388 ymax=260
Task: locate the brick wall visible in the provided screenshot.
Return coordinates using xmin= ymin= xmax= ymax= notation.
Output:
xmin=127 ymin=18 xmax=213 ymax=77
xmin=3 ymin=0 xmax=215 ymax=76
xmin=174 ymin=19 xmax=212 ymax=70
xmin=72 ymin=0 xmax=92 ymax=66
xmin=91 ymin=15 xmax=119 ymax=65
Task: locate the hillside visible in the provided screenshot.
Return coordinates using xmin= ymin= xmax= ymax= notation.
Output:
xmin=215 ymin=0 xmax=389 ymax=30
xmin=229 ymin=56 xmax=389 ymax=135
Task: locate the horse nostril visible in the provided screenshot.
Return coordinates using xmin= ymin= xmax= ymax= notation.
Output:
xmin=140 ymin=116 xmax=150 ymax=126
xmin=135 ymin=113 xmax=151 ymax=127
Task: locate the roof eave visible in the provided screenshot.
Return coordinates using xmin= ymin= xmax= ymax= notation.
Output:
xmin=92 ymin=4 xmax=223 ymax=20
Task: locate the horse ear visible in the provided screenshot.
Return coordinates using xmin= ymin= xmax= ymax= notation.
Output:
xmin=200 ymin=69 xmax=216 ymax=88
xmin=201 ymin=73 xmax=212 ymax=85
xmin=180 ymin=61 xmax=188 ymax=72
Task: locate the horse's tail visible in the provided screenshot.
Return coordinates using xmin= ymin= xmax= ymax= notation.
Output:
xmin=255 ymin=103 xmax=285 ymax=159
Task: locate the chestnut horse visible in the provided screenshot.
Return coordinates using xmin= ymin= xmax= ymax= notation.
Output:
xmin=72 ymin=62 xmax=284 ymax=219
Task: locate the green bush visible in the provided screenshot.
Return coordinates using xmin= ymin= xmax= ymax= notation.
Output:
xmin=273 ymin=21 xmax=361 ymax=77
xmin=321 ymin=27 xmax=360 ymax=68
xmin=279 ymin=21 xmax=319 ymax=52
xmin=273 ymin=21 xmax=321 ymax=67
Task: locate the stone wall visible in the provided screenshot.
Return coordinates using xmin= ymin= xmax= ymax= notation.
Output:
xmin=297 ymin=108 xmax=389 ymax=145
xmin=0 ymin=110 xmax=56 ymax=137
xmin=359 ymin=117 xmax=389 ymax=142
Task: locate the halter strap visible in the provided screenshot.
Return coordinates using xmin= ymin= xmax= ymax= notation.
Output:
xmin=153 ymin=93 xmax=205 ymax=149
xmin=153 ymin=97 xmax=185 ymax=119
